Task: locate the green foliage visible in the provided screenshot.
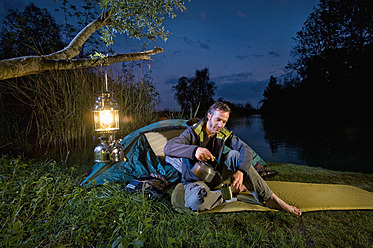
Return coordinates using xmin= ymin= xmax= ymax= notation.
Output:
xmin=90 ymin=51 xmax=109 ymax=61
xmin=98 ymin=0 xmax=188 ymax=46
xmin=0 ymin=155 xmax=159 ymax=247
xmin=1 ymin=156 xmax=372 ymax=247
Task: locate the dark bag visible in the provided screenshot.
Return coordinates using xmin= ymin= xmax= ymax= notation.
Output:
xmin=126 ymin=173 xmax=170 ymax=200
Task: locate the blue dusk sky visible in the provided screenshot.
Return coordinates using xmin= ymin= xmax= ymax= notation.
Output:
xmin=0 ymin=0 xmax=319 ymax=110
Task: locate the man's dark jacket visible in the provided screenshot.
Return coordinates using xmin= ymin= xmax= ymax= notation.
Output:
xmin=164 ymin=119 xmax=253 ymax=185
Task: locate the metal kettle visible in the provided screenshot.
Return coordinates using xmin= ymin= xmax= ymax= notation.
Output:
xmin=191 ymin=161 xmax=216 ymax=182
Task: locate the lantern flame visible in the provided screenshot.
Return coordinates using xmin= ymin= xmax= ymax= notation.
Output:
xmin=93 ymin=91 xmax=119 ymax=133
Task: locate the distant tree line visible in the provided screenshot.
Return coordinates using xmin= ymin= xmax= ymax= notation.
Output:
xmin=172 ymin=67 xmax=257 ymax=118
xmin=172 ymin=67 xmax=216 ymax=118
xmin=260 ymin=0 xmax=372 ymax=127
xmin=217 ymin=99 xmax=257 ymax=116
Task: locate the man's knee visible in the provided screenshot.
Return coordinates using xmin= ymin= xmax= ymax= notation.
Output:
xmin=226 ymin=150 xmax=240 ymax=160
xmin=224 ymin=150 xmax=240 ymax=172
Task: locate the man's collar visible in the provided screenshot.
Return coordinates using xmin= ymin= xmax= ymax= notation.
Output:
xmin=193 ymin=119 xmax=232 ymax=142
xmin=203 ymin=124 xmax=215 ymax=138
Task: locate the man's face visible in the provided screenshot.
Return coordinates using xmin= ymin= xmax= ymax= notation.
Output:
xmin=206 ymin=109 xmax=229 ymax=135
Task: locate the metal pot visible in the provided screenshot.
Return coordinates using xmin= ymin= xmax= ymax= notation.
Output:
xmin=191 ymin=161 xmax=216 ymax=182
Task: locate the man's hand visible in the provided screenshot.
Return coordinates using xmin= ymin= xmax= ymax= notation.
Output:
xmin=231 ymin=170 xmax=244 ymax=193
xmin=195 ymin=147 xmax=214 ymax=162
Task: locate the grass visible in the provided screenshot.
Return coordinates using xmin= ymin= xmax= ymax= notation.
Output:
xmin=0 ymin=62 xmax=159 ymax=160
xmin=266 ymin=162 xmax=373 ymax=192
xmin=0 ymin=156 xmax=372 ymax=247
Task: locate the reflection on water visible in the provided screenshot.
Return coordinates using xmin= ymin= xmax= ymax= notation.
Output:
xmin=228 ymin=115 xmax=372 ymax=173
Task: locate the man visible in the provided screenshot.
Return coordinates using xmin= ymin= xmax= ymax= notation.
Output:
xmin=164 ymin=101 xmax=302 ymax=216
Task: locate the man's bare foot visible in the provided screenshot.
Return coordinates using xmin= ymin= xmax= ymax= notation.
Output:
xmin=265 ymin=193 xmax=302 ymax=216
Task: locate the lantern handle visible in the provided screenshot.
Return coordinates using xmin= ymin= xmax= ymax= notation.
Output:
xmin=100 ymin=60 xmax=109 ymax=92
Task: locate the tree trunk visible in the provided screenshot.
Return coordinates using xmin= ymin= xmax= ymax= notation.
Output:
xmin=0 ymin=48 xmax=163 ymax=80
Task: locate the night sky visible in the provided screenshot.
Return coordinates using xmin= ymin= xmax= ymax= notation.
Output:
xmin=0 ymin=0 xmax=319 ymax=110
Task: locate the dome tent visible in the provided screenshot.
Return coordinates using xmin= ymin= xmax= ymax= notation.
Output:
xmin=81 ymin=119 xmax=267 ymax=186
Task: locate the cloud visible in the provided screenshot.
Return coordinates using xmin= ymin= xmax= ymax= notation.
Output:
xmin=268 ymin=51 xmax=280 ymax=57
xmin=237 ymin=10 xmax=246 ymax=18
xmin=164 ymin=75 xmax=180 ymax=85
xmin=235 ymin=54 xmax=249 ymax=60
xmin=211 ymin=71 xmax=269 ymax=105
xmin=173 ymin=49 xmax=182 ymax=55
xmin=197 ymin=11 xmax=207 ymax=21
xmin=252 ymin=53 xmax=265 ymax=58
xmin=235 ymin=53 xmax=269 ymax=59
xmin=183 ymin=36 xmax=210 ymax=49
xmin=183 ymin=36 xmax=194 ymax=45
xmin=200 ymin=42 xmax=210 ymax=49
xmin=214 ymin=71 xmax=254 ymax=84
xmin=215 ymin=80 xmax=268 ymax=104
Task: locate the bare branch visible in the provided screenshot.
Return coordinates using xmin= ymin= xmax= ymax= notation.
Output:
xmin=45 ymin=16 xmax=107 ymax=60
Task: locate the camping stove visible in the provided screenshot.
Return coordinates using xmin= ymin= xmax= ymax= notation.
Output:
xmin=94 ymin=133 xmax=123 ymax=163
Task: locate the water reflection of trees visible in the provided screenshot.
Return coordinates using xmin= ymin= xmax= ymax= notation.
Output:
xmin=261 ymin=116 xmax=372 ymax=173
xmin=226 ymin=115 xmax=252 ymax=130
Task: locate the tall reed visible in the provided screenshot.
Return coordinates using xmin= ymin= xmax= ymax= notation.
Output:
xmin=0 ymin=62 xmax=159 ymax=160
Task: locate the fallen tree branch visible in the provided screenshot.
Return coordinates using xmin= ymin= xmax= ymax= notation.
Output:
xmin=0 ymin=47 xmax=163 ymax=80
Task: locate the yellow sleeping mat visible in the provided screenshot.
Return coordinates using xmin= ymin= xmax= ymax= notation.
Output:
xmin=172 ymin=181 xmax=373 ymax=213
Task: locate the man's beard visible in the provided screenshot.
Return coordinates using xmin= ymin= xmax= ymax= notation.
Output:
xmin=208 ymin=121 xmax=220 ymax=134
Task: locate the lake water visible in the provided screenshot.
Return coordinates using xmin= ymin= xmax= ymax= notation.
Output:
xmin=227 ymin=115 xmax=372 ymax=174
